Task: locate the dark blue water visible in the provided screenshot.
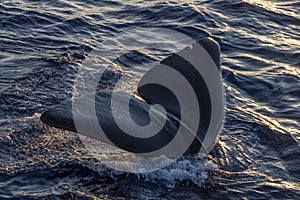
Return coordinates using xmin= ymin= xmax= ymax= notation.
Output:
xmin=0 ymin=0 xmax=299 ymax=199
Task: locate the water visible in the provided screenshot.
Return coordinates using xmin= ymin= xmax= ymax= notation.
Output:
xmin=0 ymin=0 xmax=299 ymax=199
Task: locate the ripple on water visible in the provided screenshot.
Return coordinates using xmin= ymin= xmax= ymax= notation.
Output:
xmin=0 ymin=0 xmax=299 ymax=199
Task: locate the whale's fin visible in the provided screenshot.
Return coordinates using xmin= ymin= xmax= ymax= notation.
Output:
xmin=40 ymin=37 xmax=224 ymax=157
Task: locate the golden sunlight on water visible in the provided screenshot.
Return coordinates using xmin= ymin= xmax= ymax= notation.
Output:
xmin=0 ymin=0 xmax=299 ymax=198
xmin=243 ymin=0 xmax=300 ymax=18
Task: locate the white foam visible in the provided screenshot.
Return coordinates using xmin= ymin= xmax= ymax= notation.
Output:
xmin=84 ymin=149 xmax=217 ymax=188
xmin=6 ymin=115 xmax=217 ymax=189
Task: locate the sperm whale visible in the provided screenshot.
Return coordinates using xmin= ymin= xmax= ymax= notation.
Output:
xmin=40 ymin=37 xmax=224 ymax=158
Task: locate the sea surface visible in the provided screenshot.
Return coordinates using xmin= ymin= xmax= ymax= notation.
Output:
xmin=0 ymin=0 xmax=299 ymax=199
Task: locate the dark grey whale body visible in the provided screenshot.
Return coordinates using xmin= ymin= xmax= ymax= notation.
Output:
xmin=41 ymin=37 xmax=224 ymax=157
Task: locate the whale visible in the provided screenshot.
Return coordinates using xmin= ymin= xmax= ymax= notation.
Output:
xmin=40 ymin=37 xmax=224 ymax=158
